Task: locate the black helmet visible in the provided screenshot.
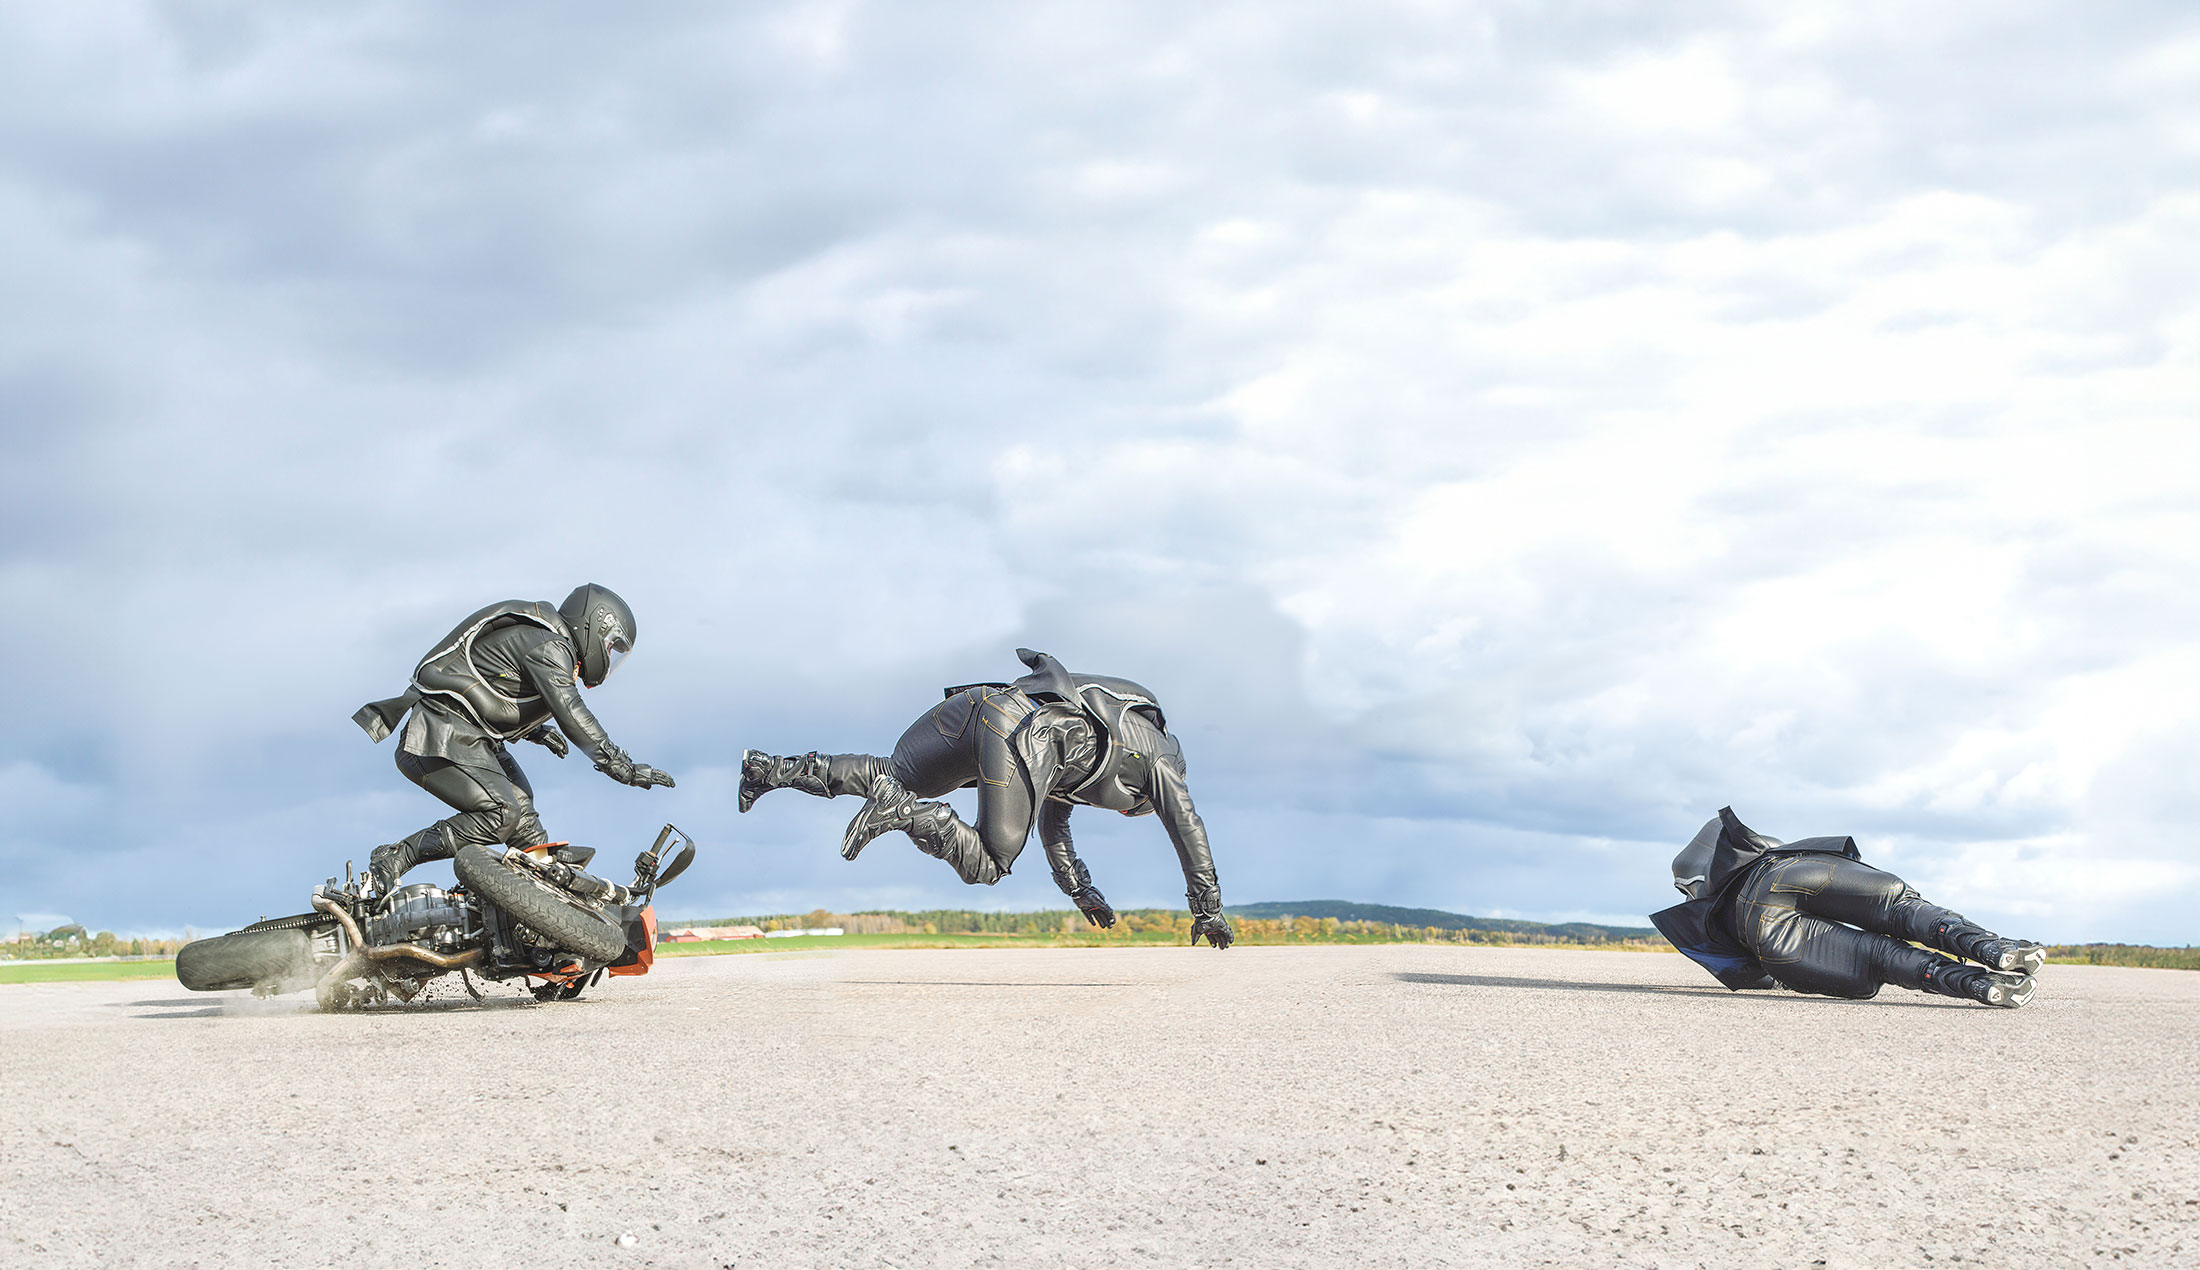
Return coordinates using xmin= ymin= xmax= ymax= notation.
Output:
xmin=558 ymin=584 xmax=636 ymax=688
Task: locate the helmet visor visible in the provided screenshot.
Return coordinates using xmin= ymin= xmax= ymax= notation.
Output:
xmin=602 ymin=634 xmax=632 ymax=680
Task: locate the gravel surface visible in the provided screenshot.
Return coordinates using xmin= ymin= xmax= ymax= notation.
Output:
xmin=2 ymin=945 xmax=2194 ymax=1268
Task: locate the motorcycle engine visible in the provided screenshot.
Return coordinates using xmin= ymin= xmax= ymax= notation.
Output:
xmin=365 ymin=883 xmax=474 ymax=950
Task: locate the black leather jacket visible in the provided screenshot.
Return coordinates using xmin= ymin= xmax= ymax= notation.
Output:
xmin=1012 ymin=650 xmax=1223 ymax=916
xmin=354 ymin=600 xmax=618 ymax=761
xmin=1651 ymin=807 xmax=1862 ymax=989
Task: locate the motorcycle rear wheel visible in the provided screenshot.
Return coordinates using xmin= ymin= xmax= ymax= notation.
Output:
xmin=454 ymin=844 xmax=626 ymax=964
xmin=177 ymin=928 xmax=319 ymax=993
xmin=242 ymin=912 xmax=327 ymax=933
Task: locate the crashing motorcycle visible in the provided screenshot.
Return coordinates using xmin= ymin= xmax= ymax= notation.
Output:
xmin=175 ymin=825 xmax=696 ymax=1009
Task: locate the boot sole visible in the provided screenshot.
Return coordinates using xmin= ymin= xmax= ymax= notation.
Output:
xmin=1984 ymin=971 xmax=2035 ymax=1008
xmin=737 ymin=749 xmax=768 ymax=814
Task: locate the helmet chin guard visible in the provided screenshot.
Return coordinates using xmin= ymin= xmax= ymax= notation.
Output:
xmin=558 ymin=583 xmax=637 ymax=688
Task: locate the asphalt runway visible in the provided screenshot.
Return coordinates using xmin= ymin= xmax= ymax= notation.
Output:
xmin=2 ymin=945 xmax=2194 ymax=1268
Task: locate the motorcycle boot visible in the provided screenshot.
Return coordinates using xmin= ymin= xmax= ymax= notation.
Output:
xmin=741 ymin=750 xmax=890 ymax=812
xmin=1969 ymin=936 xmax=2049 ymax=974
xmin=366 ymin=826 xmax=453 ymax=897
xmin=741 ymin=750 xmax=829 ymax=811
xmin=840 ymin=773 xmax=918 ymax=860
xmin=1925 ymin=957 xmax=2035 ymax=1008
xmin=1922 ymin=914 xmax=2047 ymax=973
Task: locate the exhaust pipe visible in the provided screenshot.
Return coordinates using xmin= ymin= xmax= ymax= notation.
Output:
xmin=367 ymin=944 xmax=481 ymax=970
xmin=310 ymin=894 xmax=483 ymax=1007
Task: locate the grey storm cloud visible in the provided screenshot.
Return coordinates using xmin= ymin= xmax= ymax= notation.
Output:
xmin=2 ymin=1 xmax=2195 ymax=941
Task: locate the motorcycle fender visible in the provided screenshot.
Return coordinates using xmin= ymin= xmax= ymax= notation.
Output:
xmin=609 ymin=904 xmax=656 ymax=976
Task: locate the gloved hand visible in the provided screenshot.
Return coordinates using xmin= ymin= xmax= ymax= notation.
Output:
xmin=1072 ymin=887 xmax=1116 ymax=929
xmin=1050 ymin=856 xmax=1114 ymax=928
xmin=526 ymin=725 xmax=570 ymax=758
xmin=1190 ymin=911 xmax=1234 ymax=950
xmin=595 ymin=746 xmax=677 ymax=789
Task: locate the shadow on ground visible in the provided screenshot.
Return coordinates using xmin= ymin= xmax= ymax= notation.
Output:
xmin=1393 ymin=971 xmax=1968 ymax=1008
xmin=845 ymin=980 xmax=1134 ymax=988
xmin=121 ymin=992 xmax=539 ymax=1020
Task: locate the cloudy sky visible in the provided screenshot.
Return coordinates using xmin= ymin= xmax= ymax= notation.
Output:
xmin=2 ymin=1 xmax=2194 ymax=943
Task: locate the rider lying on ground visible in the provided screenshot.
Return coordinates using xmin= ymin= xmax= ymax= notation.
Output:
xmin=1652 ymin=807 xmax=2045 ymax=1007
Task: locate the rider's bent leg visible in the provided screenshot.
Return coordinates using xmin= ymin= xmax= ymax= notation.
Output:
xmin=872 ymin=689 xmax=1037 ymax=884
xmin=1736 ymin=866 xmax=2031 ymax=1005
xmin=375 ymin=749 xmax=537 ymax=891
xmin=1774 ymin=856 xmax=2041 ymax=970
xmin=903 ymin=798 xmax=1028 ymax=885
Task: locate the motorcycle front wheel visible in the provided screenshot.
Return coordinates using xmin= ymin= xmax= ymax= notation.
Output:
xmin=453 ymin=844 xmax=627 ymax=964
xmin=177 ymin=928 xmax=320 ymax=993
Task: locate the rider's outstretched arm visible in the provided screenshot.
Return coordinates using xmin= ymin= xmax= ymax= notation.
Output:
xmin=519 ymin=635 xmax=673 ymax=788
xmin=1042 ymin=801 xmax=1114 ymax=928
xmin=1147 ymin=761 xmax=1230 ymax=948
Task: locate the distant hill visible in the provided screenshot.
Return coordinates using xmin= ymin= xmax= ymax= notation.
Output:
xmin=1225 ymin=899 xmax=1658 ymax=943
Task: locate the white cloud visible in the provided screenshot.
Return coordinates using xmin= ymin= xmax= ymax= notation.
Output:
xmin=0 ymin=0 xmax=2194 ymax=941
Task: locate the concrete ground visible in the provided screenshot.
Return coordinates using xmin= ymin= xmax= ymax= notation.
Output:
xmin=1 ymin=945 xmax=2194 ymax=1269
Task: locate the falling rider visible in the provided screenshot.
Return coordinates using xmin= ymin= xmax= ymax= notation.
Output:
xmin=351 ymin=584 xmax=674 ymax=895
xmin=739 ymin=648 xmax=1233 ymax=949
xmin=1652 ymin=807 xmax=2046 ymax=1007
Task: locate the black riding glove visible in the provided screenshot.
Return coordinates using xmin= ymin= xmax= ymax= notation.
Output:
xmin=1074 ymin=888 xmax=1116 ymax=928
xmin=526 ymin=725 xmax=570 ymax=758
xmin=1191 ymin=911 xmax=1234 ymax=950
xmin=1051 ymin=857 xmax=1116 ymax=928
xmin=594 ymin=745 xmax=676 ymax=789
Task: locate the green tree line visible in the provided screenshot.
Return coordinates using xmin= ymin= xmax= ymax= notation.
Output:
xmin=686 ymin=908 xmax=1670 ymax=948
xmin=2 ymin=926 xmax=191 ymax=961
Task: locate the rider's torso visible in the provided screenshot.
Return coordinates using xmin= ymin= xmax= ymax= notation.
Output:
xmin=416 ymin=621 xmax=572 ymax=740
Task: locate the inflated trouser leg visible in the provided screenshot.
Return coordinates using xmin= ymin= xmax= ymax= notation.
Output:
xmin=380 ymin=749 xmax=536 ymax=890
xmin=906 ymin=802 xmax=1005 ymax=885
xmin=1744 ymin=908 xmax=1931 ymax=999
xmin=1826 ymin=932 xmax=2015 ymax=1005
xmin=850 ymin=687 xmax=1042 ymax=885
xmin=897 ymin=731 xmax=1043 ymax=886
xmin=490 ymin=741 xmax=547 ymax=849
xmin=1735 ymin=859 xmax=2030 ymax=1004
xmin=1773 ymin=855 xmax=2036 ymax=970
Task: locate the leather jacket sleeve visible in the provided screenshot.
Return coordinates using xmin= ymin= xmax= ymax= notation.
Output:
xmin=1039 ymin=800 xmax=1084 ymax=895
xmin=517 ymin=633 xmax=617 ymax=759
xmin=1146 ymin=759 xmax=1222 ymax=916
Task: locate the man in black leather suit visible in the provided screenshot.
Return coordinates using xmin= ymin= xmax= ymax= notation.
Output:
xmin=739 ymin=649 xmax=1234 ymax=949
xmin=351 ymin=584 xmax=674 ymax=895
xmin=1651 ymin=807 xmax=2045 ymax=1006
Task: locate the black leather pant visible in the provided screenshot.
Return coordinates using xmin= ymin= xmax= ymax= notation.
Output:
xmin=1729 ymin=855 xmax=1998 ymax=999
xmin=799 ymin=688 xmax=1090 ymax=884
xmin=392 ymin=738 xmax=549 ymax=862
